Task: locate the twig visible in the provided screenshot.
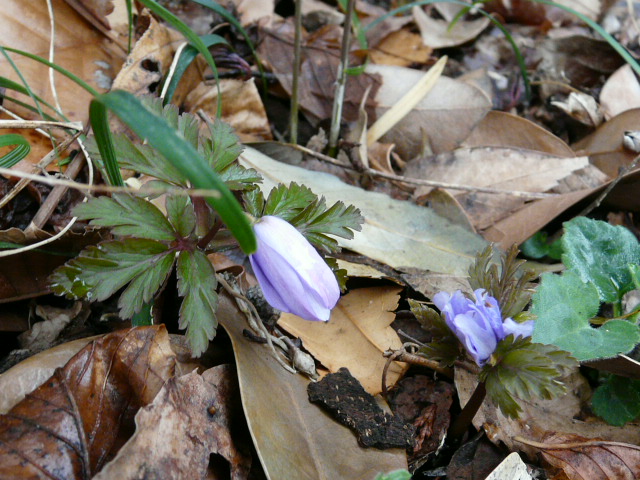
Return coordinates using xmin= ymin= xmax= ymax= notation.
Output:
xmin=383 ymin=348 xmax=454 ymax=378
xmin=289 ymin=0 xmax=303 ymax=144
xmin=291 ymin=144 xmax=556 ymax=198
xmin=0 ymin=120 xmax=83 ymax=130
xmin=328 ymin=0 xmax=356 ymax=152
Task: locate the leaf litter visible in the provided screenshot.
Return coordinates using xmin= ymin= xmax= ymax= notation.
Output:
xmin=3 ymin=0 xmax=640 ymax=478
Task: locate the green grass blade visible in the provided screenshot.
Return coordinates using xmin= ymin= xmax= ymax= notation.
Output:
xmin=126 ymin=0 xmax=134 ymax=53
xmin=0 ymin=46 xmax=98 ymax=96
xmin=337 ymin=0 xmax=368 ymax=49
xmin=89 ymin=100 xmax=125 ymax=186
xmin=162 ymin=34 xmax=227 ymax=105
xmin=0 ymin=134 xmax=30 ymax=168
xmin=136 ymin=0 xmax=222 ymax=117
xmin=95 ymin=90 xmax=257 ymax=253
xmin=0 ymin=76 xmax=67 ymax=120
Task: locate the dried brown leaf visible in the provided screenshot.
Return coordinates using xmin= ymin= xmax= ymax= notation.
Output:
xmin=600 ymin=65 xmax=640 ymax=120
xmin=0 ymin=326 xmax=176 ymax=478
xmin=412 ymin=5 xmax=490 ymax=49
xmin=94 ymin=367 xmax=250 ymax=480
xmin=522 ymin=432 xmax=640 ymax=480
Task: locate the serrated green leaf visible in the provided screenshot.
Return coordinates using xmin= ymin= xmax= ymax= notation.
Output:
xmin=562 ymin=217 xmax=640 ymax=303
xmin=118 ymin=253 xmax=175 ymax=318
xmin=74 ymin=194 xmax=176 ymax=241
xmin=204 ymin=120 xmax=244 ymax=170
xmin=218 ymin=162 xmax=262 ymax=191
xmin=482 ymin=335 xmax=577 ymax=418
xmin=243 ymin=188 xmax=264 ymax=217
xmin=409 ymin=299 xmax=459 ymax=366
xmin=325 ymin=257 xmax=348 ymax=292
xmin=49 ymin=239 xmax=173 ymax=312
xmin=263 ymin=182 xmax=317 ymax=221
xmin=592 ymin=374 xmax=640 ymax=426
xmin=532 ymin=271 xmax=640 ymax=361
xmin=166 ymin=195 xmax=196 ymax=238
xmin=177 ymin=250 xmax=219 ymax=356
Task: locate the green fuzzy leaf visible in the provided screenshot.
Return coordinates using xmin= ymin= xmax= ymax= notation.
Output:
xmin=532 ymin=271 xmax=640 ymax=361
xmin=176 ymin=250 xmax=218 ymax=356
xmin=166 ymin=195 xmax=196 ymax=238
xmin=74 ymin=194 xmax=176 ymax=241
xmin=204 ymin=120 xmax=244 ymax=170
xmin=592 ymin=375 xmax=640 ymax=426
xmin=521 ymin=231 xmax=562 ymax=260
xmin=263 ymin=182 xmax=317 ymax=221
xmin=562 ymin=217 xmax=640 ymax=303
xmin=481 ymin=335 xmax=577 ymax=418
xmin=49 ymin=239 xmax=173 ymax=318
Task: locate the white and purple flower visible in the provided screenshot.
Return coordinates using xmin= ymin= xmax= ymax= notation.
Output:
xmin=250 ymin=215 xmax=340 ymax=322
xmin=433 ymin=289 xmax=534 ymax=366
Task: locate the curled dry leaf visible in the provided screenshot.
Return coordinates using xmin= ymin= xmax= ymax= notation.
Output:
xmin=369 ymin=28 xmax=433 ymax=67
xmin=516 ymin=433 xmax=640 ymax=480
xmin=0 ymin=326 xmax=176 ymax=478
xmin=278 ymin=286 xmax=406 ymax=395
xmin=94 ymin=367 xmax=250 ymax=480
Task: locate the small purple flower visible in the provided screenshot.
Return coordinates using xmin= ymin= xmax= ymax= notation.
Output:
xmin=433 ymin=289 xmax=534 ymax=366
xmin=250 ymin=215 xmax=340 ymax=322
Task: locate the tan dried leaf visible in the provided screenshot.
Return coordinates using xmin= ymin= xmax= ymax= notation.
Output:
xmin=278 ymin=286 xmax=406 ymax=395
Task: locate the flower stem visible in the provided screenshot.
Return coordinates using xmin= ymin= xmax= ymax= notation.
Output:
xmin=198 ymin=217 xmax=222 ymax=249
xmin=447 ymin=381 xmax=486 ymax=442
xmin=289 ymin=0 xmax=303 ymax=144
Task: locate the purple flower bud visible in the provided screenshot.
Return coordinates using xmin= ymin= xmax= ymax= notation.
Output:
xmin=250 ymin=215 xmax=340 ymax=322
xmin=433 ymin=289 xmax=534 ymax=366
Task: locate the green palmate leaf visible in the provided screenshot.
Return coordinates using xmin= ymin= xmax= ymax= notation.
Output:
xmin=177 ymin=250 xmax=219 ymax=356
xmin=217 ymin=163 xmax=262 ymax=191
xmin=74 ymin=194 xmax=176 ymax=241
xmin=166 ymin=195 xmax=196 ymax=238
xmin=481 ymin=335 xmax=577 ymax=418
xmin=409 ymin=299 xmax=459 ymax=366
xmin=532 ymin=271 xmax=640 ymax=361
xmin=562 ymin=217 xmax=640 ymax=304
xmin=243 ymin=188 xmax=264 ymax=218
xmin=592 ymin=374 xmax=640 ymax=426
xmin=521 ymin=231 xmax=562 ymax=260
xmin=263 ymin=182 xmax=317 ymax=221
xmin=93 ymin=90 xmax=256 ymax=253
xmin=49 ymin=239 xmax=174 ymax=318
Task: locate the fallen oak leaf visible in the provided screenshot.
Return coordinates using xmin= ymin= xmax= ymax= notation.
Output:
xmin=0 ymin=326 xmax=176 ymax=478
xmin=515 ymin=433 xmax=640 ymax=480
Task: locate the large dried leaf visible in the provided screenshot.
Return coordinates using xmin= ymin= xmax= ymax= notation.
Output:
xmin=278 ymin=287 xmax=406 ymax=395
xmin=0 ymin=326 xmax=176 ymax=478
xmin=533 ymin=432 xmax=640 ymax=480
xmin=368 ymin=64 xmax=491 ymax=158
xmin=461 ymin=111 xmax=575 ymax=156
xmin=412 ymin=5 xmax=490 ymax=49
xmin=94 ymin=367 xmax=250 ymax=480
xmin=0 ymin=0 xmax=123 ymax=121
xmin=403 ymin=147 xmax=605 ymax=230
xmin=600 ymin=65 xmax=640 ymax=120
xmin=240 ymin=146 xmax=488 ymax=276
xmin=217 ymin=294 xmax=408 ymax=479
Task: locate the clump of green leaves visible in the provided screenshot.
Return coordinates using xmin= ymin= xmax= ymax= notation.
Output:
xmin=50 ymin=97 xmax=363 ymax=356
xmin=413 ymin=244 xmax=577 ymax=418
xmin=532 ymin=217 xmax=640 ymax=425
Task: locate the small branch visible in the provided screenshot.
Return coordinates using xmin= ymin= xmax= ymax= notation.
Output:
xmin=289 ymin=0 xmax=303 ymax=144
xmin=383 ymin=348 xmax=454 ymax=378
xmin=328 ymin=0 xmax=356 ymax=152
